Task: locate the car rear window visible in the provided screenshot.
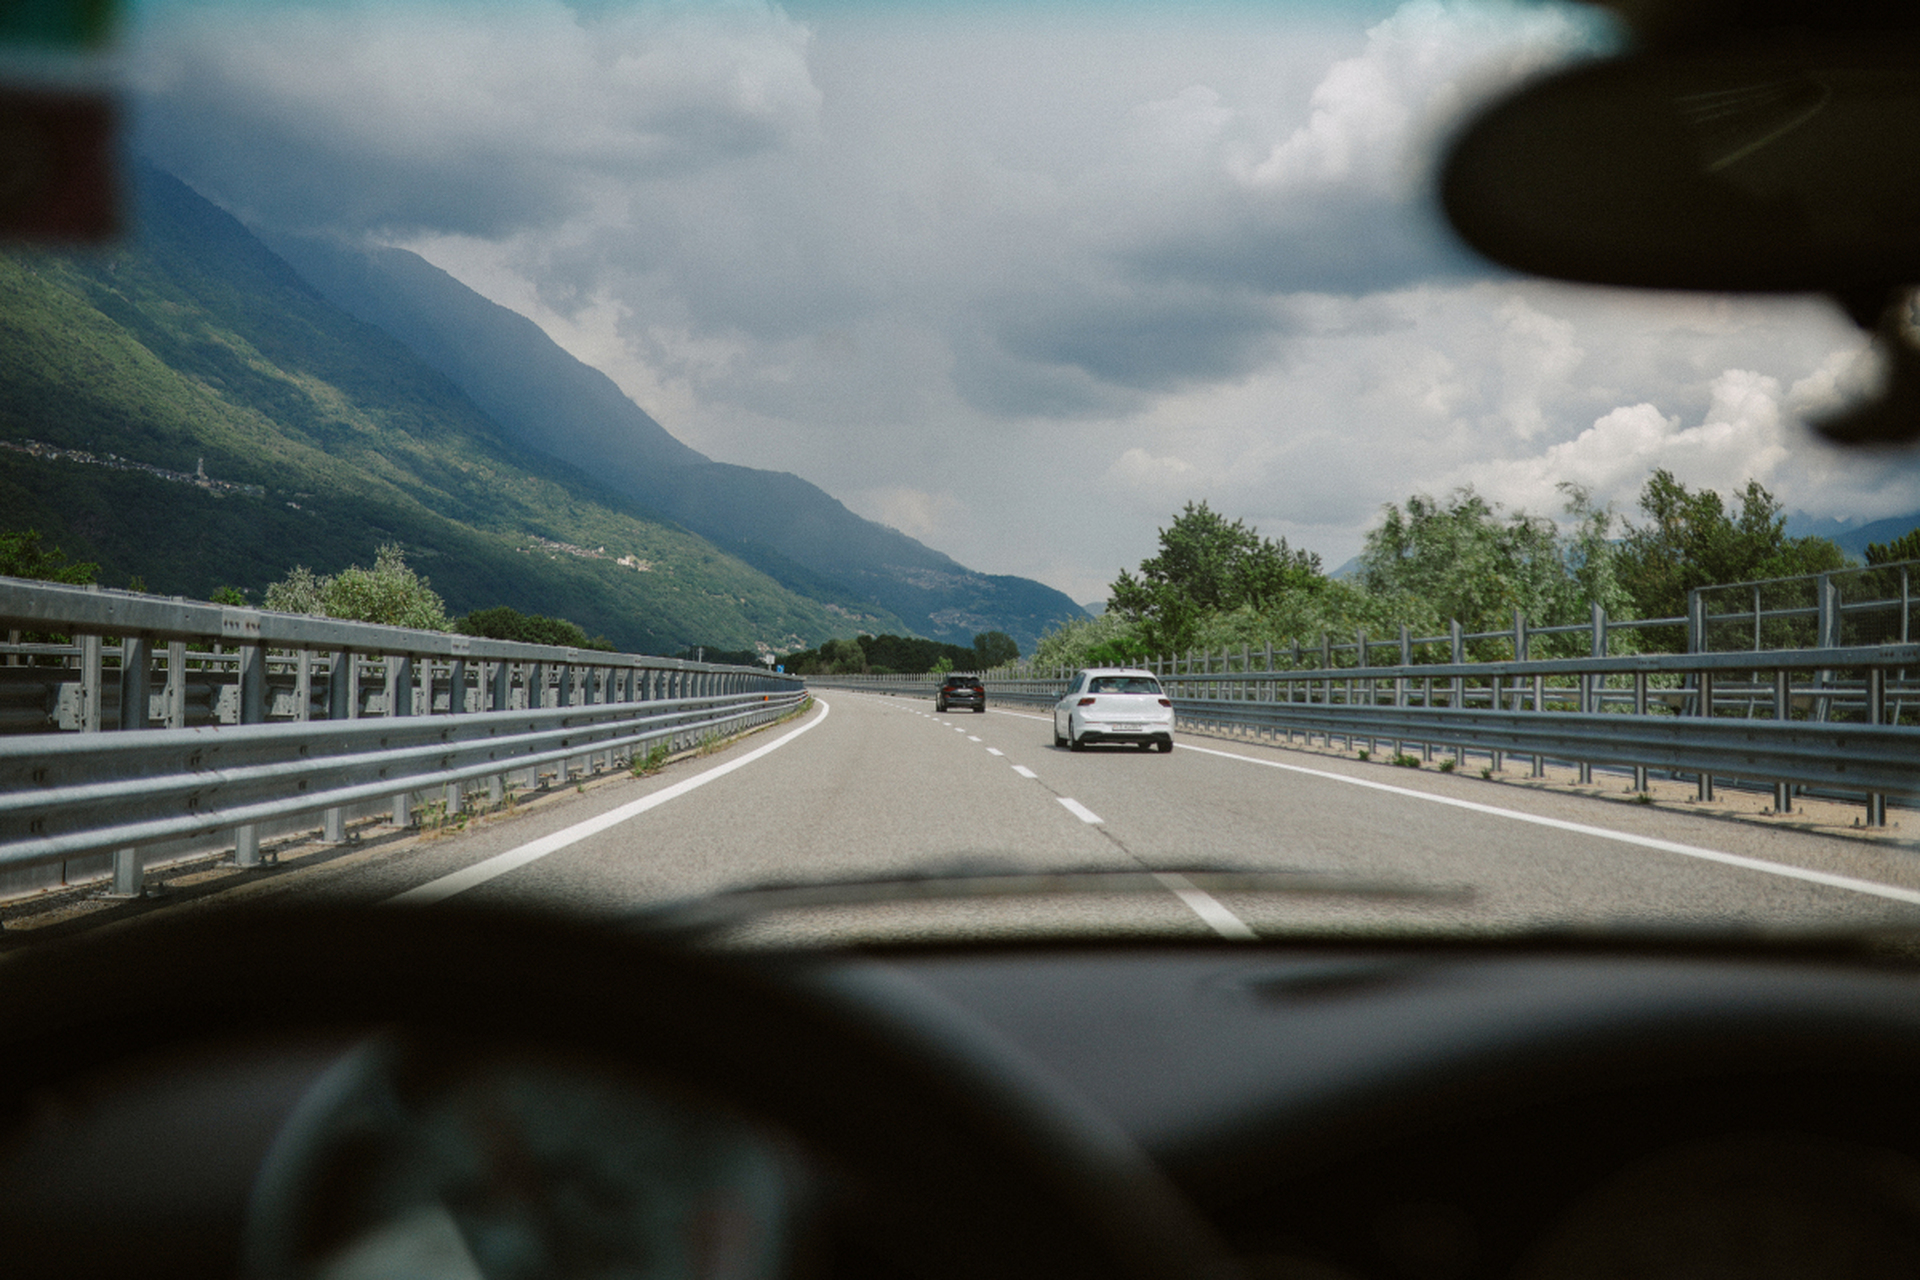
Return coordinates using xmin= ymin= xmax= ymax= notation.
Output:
xmin=1088 ymin=676 xmax=1161 ymax=695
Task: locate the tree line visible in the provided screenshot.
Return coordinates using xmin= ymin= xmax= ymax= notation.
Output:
xmin=780 ymin=630 xmax=1020 ymax=675
xmin=0 ymin=535 xmax=618 ymax=652
xmin=0 ymin=531 xmax=1025 ymax=671
xmin=1033 ymin=469 xmax=1919 ymax=670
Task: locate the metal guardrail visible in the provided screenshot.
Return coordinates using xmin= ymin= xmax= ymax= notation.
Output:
xmin=1694 ymin=559 xmax=1918 ymax=653
xmin=2 ymin=691 xmax=804 ymax=874
xmin=0 ymin=577 xmax=805 ymax=900
xmin=811 ymin=639 xmax=1920 ymax=824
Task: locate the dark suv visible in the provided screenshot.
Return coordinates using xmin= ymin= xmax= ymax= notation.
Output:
xmin=936 ymin=674 xmax=985 ymax=713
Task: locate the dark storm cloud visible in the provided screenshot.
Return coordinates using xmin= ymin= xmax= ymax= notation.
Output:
xmin=131 ymin=1 xmax=823 ymax=238
xmin=989 ymin=285 xmax=1289 ymax=395
xmin=1120 ymin=190 xmax=1489 ymax=298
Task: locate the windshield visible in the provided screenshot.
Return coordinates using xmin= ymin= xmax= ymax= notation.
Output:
xmin=1 ymin=0 xmax=1917 ymax=950
xmin=1088 ymin=677 xmax=1161 ymax=696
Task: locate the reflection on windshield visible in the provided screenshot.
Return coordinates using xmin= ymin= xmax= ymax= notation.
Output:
xmin=258 ymin=1046 xmax=793 ymax=1280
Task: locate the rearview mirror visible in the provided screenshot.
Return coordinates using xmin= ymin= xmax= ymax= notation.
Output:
xmin=1440 ymin=43 xmax=1920 ymax=293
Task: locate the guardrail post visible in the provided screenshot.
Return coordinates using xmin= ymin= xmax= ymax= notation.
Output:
xmin=1696 ymin=669 xmax=1715 ymax=801
xmin=322 ymin=648 xmax=352 ymax=842
xmin=1449 ymin=620 xmax=1465 ymax=766
xmin=79 ymin=631 xmax=102 ymax=733
xmin=1631 ymin=671 xmax=1648 ymax=793
xmin=1489 ymin=672 xmax=1504 ymax=773
xmin=389 ymin=653 xmax=415 ymax=826
xmin=1578 ymin=603 xmax=1605 ymax=784
xmin=165 ymin=640 xmax=186 ymax=728
xmin=295 ymin=648 xmax=313 ymax=724
xmin=233 ymin=640 xmax=269 ymax=866
xmin=1818 ymin=573 xmax=1841 ymax=649
xmin=1868 ymin=666 xmax=1888 ymax=826
xmin=1773 ymin=668 xmax=1793 ymax=814
xmin=1687 ymin=589 xmax=1704 ymax=653
xmin=1530 ymin=671 xmax=1545 ymax=777
xmin=109 ymin=634 xmax=153 ymax=896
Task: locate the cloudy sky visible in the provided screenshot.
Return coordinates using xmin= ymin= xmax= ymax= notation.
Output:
xmin=133 ymin=0 xmax=1918 ymax=604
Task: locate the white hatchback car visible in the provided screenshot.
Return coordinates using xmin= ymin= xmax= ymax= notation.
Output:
xmin=1052 ymin=668 xmax=1176 ymax=753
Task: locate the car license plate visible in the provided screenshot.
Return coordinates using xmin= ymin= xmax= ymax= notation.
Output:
xmin=1111 ymin=723 xmax=1141 ymax=732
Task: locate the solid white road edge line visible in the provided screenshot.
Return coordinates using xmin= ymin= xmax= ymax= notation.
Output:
xmin=1155 ymin=872 xmax=1258 ymax=939
xmin=1057 ymin=797 xmax=1103 ymax=824
xmin=387 ymin=697 xmax=833 ymax=906
xmin=1175 ymin=739 xmax=1920 ymax=910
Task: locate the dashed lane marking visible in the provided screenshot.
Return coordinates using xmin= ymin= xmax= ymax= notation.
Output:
xmin=1057 ymin=797 xmax=1103 ymax=825
xmin=1155 ymin=871 xmax=1256 ymax=939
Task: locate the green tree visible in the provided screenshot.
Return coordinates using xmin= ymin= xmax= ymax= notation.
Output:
xmin=459 ymin=605 xmax=613 ymax=651
xmin=819 ymin=637 xmax=867 ymax=674
xmin=1616 ymin=470 xmax=1846 ymax=621
xmin=264 ymin=544 xmax=449 ymax=631
xmin=1029 ymin=611 xmax=1143 ymax=670
xmin=264 ymin=566 xmax=325 ymax=615
xmin=1865 ymin=527 xmax=1920 ymax=565
xmin=972 ymin=630 xmax=1019 ymax=669
xmin=0 ymin=529 xmax=96 ymax=584
xmin=1359 ymin=488 xmax=1585 ymax=640
xmin=1109 ymin=501 xmax=1322 ymax=655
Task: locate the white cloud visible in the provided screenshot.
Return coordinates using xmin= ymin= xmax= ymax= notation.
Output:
xmin=135 ymin=0 xmax=820 ymax=235
xmin=131 ymin=0 xmax=1920 ymax=607
xmin=851 ymin=487 xmax=969 ymax=545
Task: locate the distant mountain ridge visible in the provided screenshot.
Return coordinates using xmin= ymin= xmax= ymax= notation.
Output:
xmin=1786 ymin=509 xmax=1920 ymax=559
xmin=0 ymin=167 xmax=899 ymax=652
xmin=263 ymin=230 xmax=1087 ymax=651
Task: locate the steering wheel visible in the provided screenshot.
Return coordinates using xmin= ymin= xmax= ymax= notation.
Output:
xmin=0 ymin=907 xmax=1232 ymax=1280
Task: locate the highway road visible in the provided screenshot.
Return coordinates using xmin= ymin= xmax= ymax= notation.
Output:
xmin=140 ymin=688 xmax=1920 ymax=945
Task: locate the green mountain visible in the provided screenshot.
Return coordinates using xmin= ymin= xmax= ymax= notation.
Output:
xmin=0 ymin=168 xmax=900 ymax=653
xmin=262 ymin=230 xmax=1089 ymax=653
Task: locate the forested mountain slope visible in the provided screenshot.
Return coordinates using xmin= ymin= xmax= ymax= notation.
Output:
xmin=266 ymin=231 xmax=1087 ymax=652
xmin=0 ymin=168 xmax=898 ymax=653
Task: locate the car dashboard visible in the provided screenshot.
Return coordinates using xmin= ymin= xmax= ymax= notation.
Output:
xmin=882 ymin=942 xmax=1920 ymax=1279
xmin=5 ymin=915 xmax=1920 ymax=1280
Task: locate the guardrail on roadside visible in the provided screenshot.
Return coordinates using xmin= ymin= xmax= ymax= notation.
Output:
xmin=0 ymin=577 xmax=804 ymax=901
xmin=809 ymin=640 xmax=1920 ymax=825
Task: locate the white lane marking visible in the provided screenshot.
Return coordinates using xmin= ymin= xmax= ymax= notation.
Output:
xmin=1155 ymin=871 xmax=1257 ymax=939
xmin=1176 ymin=740 xmax=1920 ymax=910
xmin=967 ymin=736 xmax=981 ymax=742
xmin=986 ymin=748 xmax=1004 ymax=757
xmin=1058 ymin=797 xmax=1103 ymax=825
xmin=388 ymin=698 xmax=833 ymax=906
xmin=1012 ymin=765 xmax=1038 ymax=779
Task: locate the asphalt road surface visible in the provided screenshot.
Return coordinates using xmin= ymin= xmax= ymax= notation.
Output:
xmin=120 ymin=688 xmax=1920 ymax=947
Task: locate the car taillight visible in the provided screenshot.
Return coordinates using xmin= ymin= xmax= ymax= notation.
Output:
xmin=1078 ymin=697 xmax=1096 ymax=706
xmin=1158 ymin=697 xmax=1171 ymax=706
